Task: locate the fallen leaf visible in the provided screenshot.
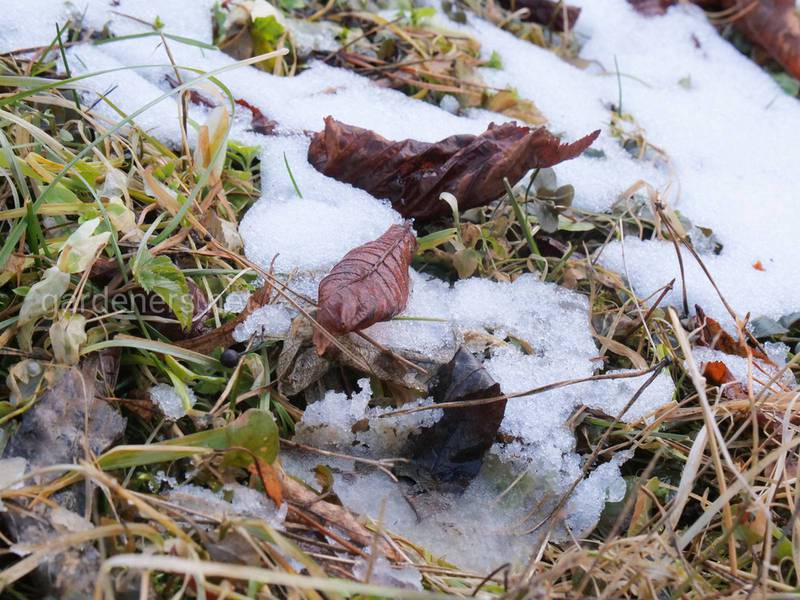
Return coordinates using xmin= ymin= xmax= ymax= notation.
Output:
xmin=249 ymin=457 xmax=283 ymax=507
xmin=725 ymin=0 xmax=800 ymax=81
xmin=702 ymin=360 xmax=748 ymax=398
xmin=49 ymin=313 xmax=87 ymax=366
xmin=313 ymin=223 xmax=417 ymax=355
xmin=177 ymin=281 xmax=273 ymax=353
xmin=308 ymin=117 xmax=599 ymax=221
xmin=402 ymin=347 xmax=505 ymax=492
xmin=753 ymin=260 xmax=765 ymax=271
xmin=234 ymin=98 xmax=278 ymax=135
xmin=694 ymin=305 xmax=771 ymax=363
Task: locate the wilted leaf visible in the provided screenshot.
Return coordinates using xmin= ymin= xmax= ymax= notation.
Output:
xmin=105 ymin=196 xmax=141 ymax=241
xmin=308 ymin=117 xmax=600 ymax=221
xmin=453 ymin=247 xmax=481 ymax=278
xmin=702 ymin=360 xmax=748 ymax=399
xmin=6 ymin=360 xmax=45 ymax=406
xmin=56 ymin=217 xmax=111 ymax=274
xmin=248 ymin=457 xmax=283 ymax=507
xmin=498 ymin=0 xmax=581 ymax=31
xmin=194 ymin=105 xmax=230 ymax=186
xmin=485 ymin=89 xmax=547 ymax=125
xmin=17 ymin=267 xmax=70 ymax=351
xmin=313 ymin=223 xmax=417 ymax=355
xmin=49 ymin=313 xmax=87 ymax=365
xmin=133 ymin=252 xmax=193 ymax=331
xmin=694 ymin=305 xmax=771 ymax=362
xmin=403 ymin=347 xmax=505 ymax=492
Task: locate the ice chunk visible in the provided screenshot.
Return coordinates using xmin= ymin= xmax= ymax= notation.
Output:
xmin=223 ymin=291 xmax=251 ymax=314
xmin=150 ymin=383 xmax=196 ymax=420
xmin=294 ymin=378 xmax=442 ymax=455
xmin=353 ymin=557 xmax=422 ymax=590
xmin=233 ymin=304 xmax=294 ymax=342
xmin=168 ymin=483 xmax=287 ymax=527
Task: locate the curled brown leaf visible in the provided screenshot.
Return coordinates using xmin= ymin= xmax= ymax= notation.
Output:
xmin=313 ymin=223 xmax=417 ymax=355
xmin=694 ymin=305 xmax=771 ymax=363
xmin=308 ymin=117 xmax=600 ymax=221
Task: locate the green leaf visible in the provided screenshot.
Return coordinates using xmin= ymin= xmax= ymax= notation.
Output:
xmin=133 ymin=252 xmax=193 ymax=330
xmin=98 ymin=409 xmax=279 ymax=470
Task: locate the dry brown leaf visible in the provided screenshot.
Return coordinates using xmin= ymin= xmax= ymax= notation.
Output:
xmin=249 ymin=457 xmax=283 ymax=507
xmin=313 ymin=223 xmax=417 ymax=355
xmin=308 ymin=117 xmax=599 ymax=221
xmin=694 ymin=305 xmax=771 ymax=363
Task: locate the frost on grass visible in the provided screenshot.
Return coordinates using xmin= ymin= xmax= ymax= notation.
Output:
xmin=149 ymin=383 xmax=196 ymax=421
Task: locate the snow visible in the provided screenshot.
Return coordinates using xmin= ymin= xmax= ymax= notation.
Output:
xmin=232 ymin=303 xmax=294 ymax=342
xmin=0 ymin=0 xmax=216 ymax=54
xmin=352 ymin=556 xmax=422 ymax=590
xmin=295 ymin=378 xmax=442 ymax=454
xmin=6 ymin=0 xmax=798 ymax=574
xmin=168 ymin=483 xmax=287 ymax=527
xmin=150 ymin=383 xmax=196 ymax=420
xmin=223 ymin=290 xmax=251 ymax=314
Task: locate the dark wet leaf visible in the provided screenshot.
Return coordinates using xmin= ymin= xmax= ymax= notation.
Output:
xmin=403 ymin=347 xmax=505 ymax=492
xmin=498 ymin=0 xmax=581 ymax=31
xmin=308 ymin=117 xmax=600 ymax=222
xmin=313 ymin=223 xmax=417 ymax=355
xmin=1 ymin=358 xmax=126 ymax=598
